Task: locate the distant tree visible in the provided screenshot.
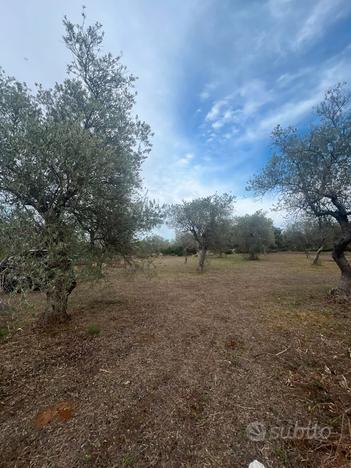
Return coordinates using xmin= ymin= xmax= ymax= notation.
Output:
xmin=209 ymin=219 xmax=235 ymax=256
xmin=309 ymin=220 xmax=337 ymax=266
xmin=168 ymin=193 xmax=235 ymax=272
xmin=273 ymin=227 xmax=285 ymax=251
xmin=138 ymin=235 xmax=169 ymax=255
xmin=0 ymin=12 xmax=161 ymax=323
xmin=283 ymin=218 xmax=339 ymax=264
xmin=234 ymin=211 xmax=275 ymax=260
xmin=159 ymin=243 xmax=184 ymax=256
xmin=249 ymin=84 xmax=351 ymax=297
xmin=175 ymin=231 xmax=198 ymax=262
xmin=283 ymin=222 xmax=311 ymax=253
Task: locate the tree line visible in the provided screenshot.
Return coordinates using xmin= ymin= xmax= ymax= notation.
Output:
xmin=141 ymin=210 xmax=341 ymax=265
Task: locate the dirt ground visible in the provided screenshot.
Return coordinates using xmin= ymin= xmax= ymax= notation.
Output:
xmin=1 ymin=253 xmax=351 ymax=468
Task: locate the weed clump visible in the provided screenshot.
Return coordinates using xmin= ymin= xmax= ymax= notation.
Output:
xmin=87 ymin=324 xmax=101 ymax=336
xmin=0 ymin=327 xmax=8 ymax=339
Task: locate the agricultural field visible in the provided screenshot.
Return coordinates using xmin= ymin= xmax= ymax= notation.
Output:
xmin=1 ymin=253 xmax=350 ymax=467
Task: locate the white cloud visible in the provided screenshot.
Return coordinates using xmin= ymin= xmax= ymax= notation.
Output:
xmin=205 ymin=99 xmax=228 ymax=122
xmin=212 ymin=120 xmax=224 ymax=130
xmin=234 ymin=92 xmax=322 ymax=145
xmin=277 ymin=63 xmax=347 ymax=133
xmin=208 ymin=49 xmax=351 ymax=146
xmin=257 ymin=94 xmax=320 ymax=132
xmin=294 ymin=0 xmax=350 ymax=49
xmin=176 ymin=153 xmax=195 ymax=166
xmin=199 ymin=81 xmax=219 ymax=101
xmin=200 ymin=90 xmax=210 ymax=100
xmin=203 ymin=79 xmax=274 ymax=136
xmin=276 ymin=67 xmax=312 ymax=87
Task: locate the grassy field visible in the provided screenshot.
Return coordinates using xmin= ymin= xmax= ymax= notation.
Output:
xmin=1 ymin=252 xmax=351 ymax=467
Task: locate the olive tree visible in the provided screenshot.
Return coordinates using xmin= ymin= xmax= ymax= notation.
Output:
xmin=233 ymin=211 xmax=275 ymax=260
xmin=284 ymin=218 xmax=339 ymax=264
xmin=273 ymin=227 xmax=285 ymax=251
xmin=175 ymin=231 xmax=198 ymax=262
xmin=208 ymin=219 xmax=235 ymax=256
xmin=168 ymin=193 xmax=235 ymax=272
xmin=0 ymin=13 xmax=160 ymax=323
xmin=137 ymin=235 xmax=170 ymax=256
xmin=248 ymin=84 xmax=351 ymax=297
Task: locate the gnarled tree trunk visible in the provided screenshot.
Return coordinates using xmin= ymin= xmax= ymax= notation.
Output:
xmin=45 ymin=283 xmax=71 ymax=323
xmin=183 ymin=247 xmax=188 ymax=264
xmin=248 ymin=248 xmax=259 ymax=260
xmin=40 ymin=222 xmax=77 ymax=325
xmin=42 ymin=255 xmax=76 ymax=324
xmin=312 ymin=245 xmax=324 ymax=266
xmin=197 ymin=246 xmax=207 ymax=273
xmin=331 ymin=222 xmax=351 ymax=298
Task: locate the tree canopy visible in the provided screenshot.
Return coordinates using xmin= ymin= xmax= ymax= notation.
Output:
xmin=0 ymin=12 xmax=161 ymax=322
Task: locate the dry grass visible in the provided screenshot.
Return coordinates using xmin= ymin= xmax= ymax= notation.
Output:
xmin=0 ymin=252 xmax=351 ymax=467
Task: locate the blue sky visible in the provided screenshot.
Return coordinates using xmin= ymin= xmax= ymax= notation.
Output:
xmin=1 ymin=0 xmax=351 ymax=234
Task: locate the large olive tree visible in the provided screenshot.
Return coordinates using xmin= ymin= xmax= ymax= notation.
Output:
xmin=169 ymin=194 xmax=235 ymax=272
xmin=249 ymin=84 xmax=351 ymax=297
xmin=0 ymin=13 xmax=159 ymax=323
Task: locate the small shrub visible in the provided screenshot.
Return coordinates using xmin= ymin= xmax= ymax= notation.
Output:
xmin=87 ymin=324 xmax=100 ymax=336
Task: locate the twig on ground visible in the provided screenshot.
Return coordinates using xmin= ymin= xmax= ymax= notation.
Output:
xmin=275 ymin=346 xmax=290 ymax=356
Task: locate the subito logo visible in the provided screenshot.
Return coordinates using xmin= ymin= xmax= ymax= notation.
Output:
xmin=246 ymin=421 xmax=266 ymax=441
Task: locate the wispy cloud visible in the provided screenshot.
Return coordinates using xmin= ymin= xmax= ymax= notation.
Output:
xmin=202 ymin=42 xmax=351 ymax=145
xmin=294 ymin=0 xmax=350 ymax=49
